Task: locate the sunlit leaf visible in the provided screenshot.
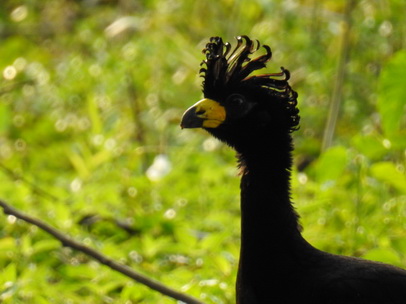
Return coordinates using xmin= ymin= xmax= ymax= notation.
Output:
xmin=351 ymin=134 xmax=387 ymax=160
xmin=1 ymin=262 xmax=16 ymax=282
xmin=362 ymin=248 xmax=402 ymax=265
xmin=370 ymin=162 xmax=406 ymax=194
xmin=0 ymin=237 xmax=15 ymax=258
xmin=32 ymin=239 xmax=60 ymax=255
xmin=377 ymin=50 xmax=406 ymax=138
xmin=311 ymin=146 xmax=348 ymax=183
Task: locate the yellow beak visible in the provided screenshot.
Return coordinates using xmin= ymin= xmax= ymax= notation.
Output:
xmin=181 ymin=98 xmax=226 ymax=129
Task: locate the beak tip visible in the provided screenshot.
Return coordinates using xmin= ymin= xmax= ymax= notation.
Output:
xmin=180 ymin=106 xmax=203 ymax=129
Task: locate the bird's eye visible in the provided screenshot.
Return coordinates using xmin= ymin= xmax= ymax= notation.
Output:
xmin=227 ymin=94 xmax=245 ymax=106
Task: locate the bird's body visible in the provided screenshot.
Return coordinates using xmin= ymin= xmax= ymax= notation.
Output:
xmin=181 ymin=36 xmax=406 ymax=303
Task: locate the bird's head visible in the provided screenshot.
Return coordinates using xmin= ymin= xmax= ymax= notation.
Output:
xmin=181 ymin=36 xmax=299 ymax=150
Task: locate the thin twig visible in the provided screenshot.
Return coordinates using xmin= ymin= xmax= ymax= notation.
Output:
xmin=0 ymin=200 xmax=205 ymax=304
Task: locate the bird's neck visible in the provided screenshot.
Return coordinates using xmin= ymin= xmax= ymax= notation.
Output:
xmin=235 ymin=133 xmax=313 ymax=298
xmin=237 ymin=133 xmax=301 ymax=236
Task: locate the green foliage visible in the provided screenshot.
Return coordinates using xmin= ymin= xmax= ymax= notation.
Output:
xmin=0 ymin=1 xmax=405 ymax=303
xmin=377 ymin=50 xmax=406 ymax=140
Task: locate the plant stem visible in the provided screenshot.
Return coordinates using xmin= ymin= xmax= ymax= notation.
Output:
xmin=322 ymin=0 xmax=356 ymax=151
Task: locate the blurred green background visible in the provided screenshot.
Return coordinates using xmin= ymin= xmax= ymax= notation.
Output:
xmin=0 ymin=0 xmax=405 ymax=303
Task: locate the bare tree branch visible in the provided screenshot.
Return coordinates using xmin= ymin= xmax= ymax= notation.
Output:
xmin=0 ymin=199 xmax=205 ymax=304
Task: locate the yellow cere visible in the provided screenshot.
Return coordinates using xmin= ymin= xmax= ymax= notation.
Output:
xmin=194 ymin=98 xmax=226 ymax=128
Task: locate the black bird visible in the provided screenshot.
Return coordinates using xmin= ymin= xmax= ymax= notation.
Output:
xmin=181 ymin=36 xmax=406 ymax=304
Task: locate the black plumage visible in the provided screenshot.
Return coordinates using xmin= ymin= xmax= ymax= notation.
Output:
xmin=181 ymin=36 xmax=406 ymax=304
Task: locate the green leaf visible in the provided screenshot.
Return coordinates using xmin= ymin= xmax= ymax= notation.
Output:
xmin=377 ymin=50 xmax=406 ymax=138
xmin=32 ymin=239 xmax=60 ymax=255
xmin=1 ymin=263 xmax=16 ymax=282
xmin=362 ymin=248 xmax=401 ymax=265
xmin=0 ymin=237 xmax=15 ymax=258
xmin=351 ymin=134 xmax=386 ymax=160
xmin=370 ymin=161 xmax=406 ymax=193
xmin=312 ymin=146 xmax=348 ymax=183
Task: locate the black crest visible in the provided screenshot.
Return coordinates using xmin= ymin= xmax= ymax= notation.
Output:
xmin=200 ymin=35 xmax=300 ymax=132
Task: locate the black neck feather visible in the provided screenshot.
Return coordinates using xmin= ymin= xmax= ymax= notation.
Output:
xmin=237 ymin=132 xmax=302 ymax=242
xmin=236 ymin=132 xmax=314 ymax=302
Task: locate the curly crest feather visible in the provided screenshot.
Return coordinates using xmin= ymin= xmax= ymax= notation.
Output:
xmin=200 ymin=35 xmax=300 ymax=132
